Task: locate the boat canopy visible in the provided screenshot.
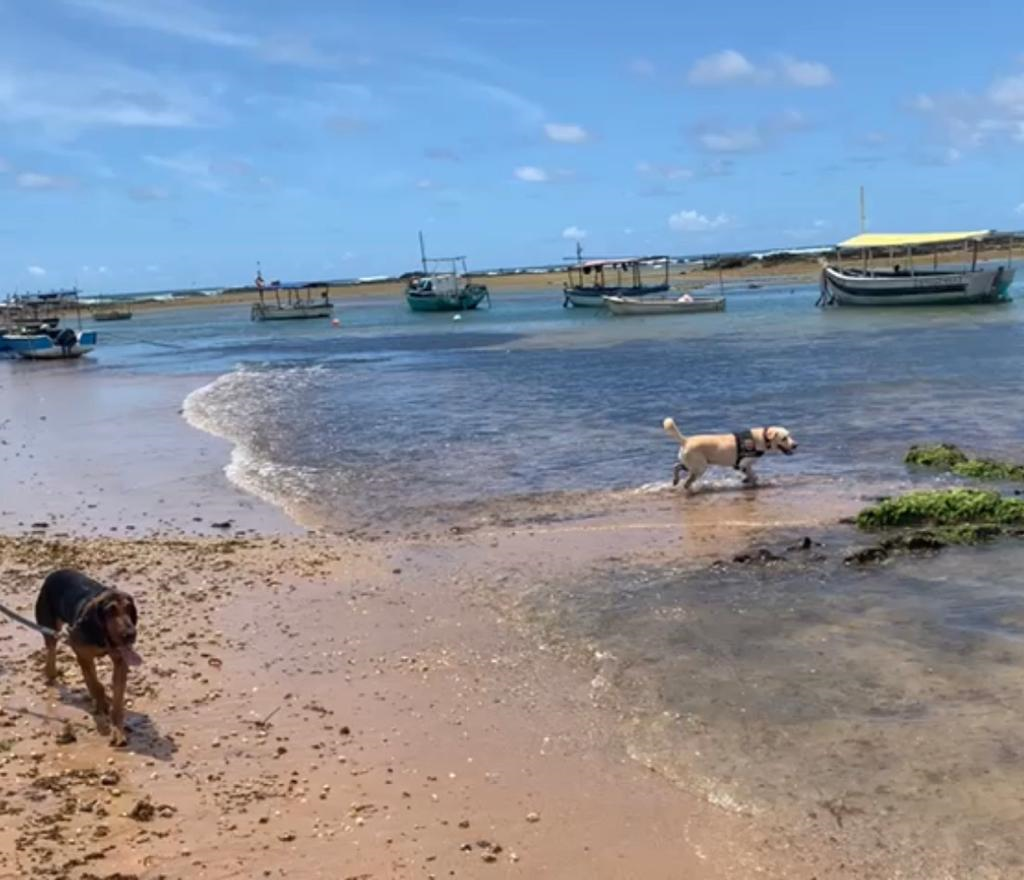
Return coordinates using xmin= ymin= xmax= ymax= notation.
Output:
xmin=577 ymin=255 xmax=668 ymax=268
xmin=838 ymin=231 xmax=992 ymax=249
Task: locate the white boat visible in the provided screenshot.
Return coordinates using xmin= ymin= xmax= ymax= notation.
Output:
xmin=818 ymin=230 xmax=1016 ymax=307
xmin=563 ymin=255 xmax=670 ymax=308
xmin=2 ymin=327 xmax=97 ymax=359
xmin=604 ymin=294 xmax=726 ymax=315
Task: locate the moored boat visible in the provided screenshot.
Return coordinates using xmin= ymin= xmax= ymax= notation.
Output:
xmin=91 ymin=307 xmax=133 ymax=321
xmin=563 ymin=256 xmax=670 ymax=307
xmin=603 ymin=294 xmax=726 ymax=316
xmin=405 ymin=233 xmax=490 ymax=312
xmin=1 ymin=289 xmax=97 ymax=358
xmin=2 ymin=327 xmax=98 ymax=359
xmin=818 ymin=231 xmax=1015 ymax=307
xmin=250 ymin=270 xmax=335 ymax=321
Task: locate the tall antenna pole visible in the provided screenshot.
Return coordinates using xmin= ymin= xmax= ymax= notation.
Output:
xmin=418 ymin=230 xmax=428 ymax=273
xmin=859 ymin=185 xmax=866 ymax=234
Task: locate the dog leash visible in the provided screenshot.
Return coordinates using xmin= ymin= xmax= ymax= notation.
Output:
xmin=0 ymin=601 xmax=61 ymax=640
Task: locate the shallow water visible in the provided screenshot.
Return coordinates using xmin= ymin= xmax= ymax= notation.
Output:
xmin=520 ymin=538 xmax=1024 ymax=875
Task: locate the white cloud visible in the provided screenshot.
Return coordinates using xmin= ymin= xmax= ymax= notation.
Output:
xmin=514 ymin=165 xmax=549 ymax=183
xmin=688 ymin=50 xmax=833 ymax=88
xmin=777 ymin=55 xmax=834 ymax=87
xmin=544 ymin=122 xmax=589 ymax=144
xmin=697 ymin=127 xmax=762 ymax=152
xmin=636 ymin=161 xmax=693 ymax=181
xmin=910 ymin=73 xmax=1024 ymax=152
xmin=66 ymin=0 xmax=256 ymax=47
xmin=628 ymin=57 xmax=656 ymax=78
xmin=15 ymin=172 xmax=75 ymax=190
xmin=128 ymin=185 xmax=170 ymax=201
xmin=144 ymin=151 xmax=255 ymax=192
xmin=27 ymin=265 xmax=46 ymax=276
xmin=0 ymin=62 xmax=221 ymax=138
xmin=989 ymin=74 xmax=1024 ymax=111
xmin=668 ymin=210 xmax=729 ymax=232
xmin=688 ymin=50 xmax=757 ymax=85
xmin=561 ymin=225 xmax=587 ymax=240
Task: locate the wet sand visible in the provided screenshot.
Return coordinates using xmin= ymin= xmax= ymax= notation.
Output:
xmin=0 ymin=362 xmax=891 ymax=878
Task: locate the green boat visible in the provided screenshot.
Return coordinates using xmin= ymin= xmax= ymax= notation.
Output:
xmin=405 ymin=233 xmax=490 ymax=312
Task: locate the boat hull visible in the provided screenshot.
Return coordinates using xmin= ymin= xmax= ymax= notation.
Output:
xmin=406 ymin=286 xmax=489 ymax=312
xmin=564 ymin=284 xmax=669 ymax=308
xmin=251 ymin=303 xmax=334 ymax=321
xmin=3 ymin=330 xmax=98 ymax=359
xmin=92 ymin=311 xmax=132 ymax=322
xmin=604 ymin=295 xmax=726 ymax=316
xmin=822 ymin=266 xmax=1015 ymax=307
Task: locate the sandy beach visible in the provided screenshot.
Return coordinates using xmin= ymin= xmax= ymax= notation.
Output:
xmin=0 ymin=360 xmax=885 ymax=880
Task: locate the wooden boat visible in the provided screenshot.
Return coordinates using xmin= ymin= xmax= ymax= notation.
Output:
xmin=563 ymin=256 xmax=670 ymax=307
xmin=405 ymin=233 xmax=490 ymax=312
xmin=818 ymin=231 xmax=1016 ymax=307
xmin=604 ymin=294 xmax=726 ymax=316
xmin=250 ymin=270 xmax=335 ymax=321
xmin=91 ymin=307 xmax=133 ymax=321
xmin=2 ymin=327 xmax=98 ymax=359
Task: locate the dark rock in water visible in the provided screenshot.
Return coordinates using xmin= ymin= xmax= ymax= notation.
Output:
xmin=732 ymin=547 xmax=783 ymax=565
xmin=789 ymin=536 xmax=819 ymax=552
xmin=210 ymin=520 xmax=233 ymax=529
xmin=845 ymin=546 xmax=889 ymax=566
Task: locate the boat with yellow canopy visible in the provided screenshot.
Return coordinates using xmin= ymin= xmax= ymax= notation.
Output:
xmin=818 ymin=230 xmax=1015 ymax=307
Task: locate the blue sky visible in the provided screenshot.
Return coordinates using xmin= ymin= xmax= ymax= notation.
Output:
xmin=2 ymin=0 xmax=1023 ymax=291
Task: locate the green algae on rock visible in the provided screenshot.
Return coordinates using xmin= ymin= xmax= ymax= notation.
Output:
xmin=905 ymin=444 xmax=1024 ymax=482
xmin=856 ymin=488 xmax=1024 ymax=532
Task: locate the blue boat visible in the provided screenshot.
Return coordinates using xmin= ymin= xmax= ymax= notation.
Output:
xmin=1 ymin=289 xmax=98 ymax=359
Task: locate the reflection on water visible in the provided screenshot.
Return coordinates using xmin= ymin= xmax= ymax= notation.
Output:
xmin=520 ymin=537 xmax=1024 ymax=875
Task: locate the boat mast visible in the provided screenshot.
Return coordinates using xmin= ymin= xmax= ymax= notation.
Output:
xmin=418 ymin=231 xmax=428 ymax=274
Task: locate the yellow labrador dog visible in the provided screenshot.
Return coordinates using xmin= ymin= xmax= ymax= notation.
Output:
xmin=662 ymin=417 xmax=798 ymax=491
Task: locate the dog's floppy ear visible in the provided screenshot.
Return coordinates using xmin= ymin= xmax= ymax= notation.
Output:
xmin=764 ymin=428 xmax=776 ymax=447
xmin=71 ymin=598 xmax=107 ymax=647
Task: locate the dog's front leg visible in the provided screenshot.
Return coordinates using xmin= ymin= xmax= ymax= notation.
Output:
xmin=43 ymin=635 xmax=59 ymax=683
xmin=739 ymin=462 xmax=758 ymax=486
xmin=75 ymin=653 xmax=110 ymax=716
xmin=109 ymin=659 xmax=128 ymax=747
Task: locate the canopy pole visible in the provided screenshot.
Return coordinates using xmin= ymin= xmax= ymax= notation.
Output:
xmin=971 ymin=241 xmax=978 ymax=271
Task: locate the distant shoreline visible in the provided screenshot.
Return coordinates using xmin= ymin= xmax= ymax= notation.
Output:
xmin=36 ymin=241 xmax=1023 ymax=317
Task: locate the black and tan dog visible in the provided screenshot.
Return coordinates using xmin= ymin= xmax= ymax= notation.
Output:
xmin=35 ymin=569 xmax=141 ymax=747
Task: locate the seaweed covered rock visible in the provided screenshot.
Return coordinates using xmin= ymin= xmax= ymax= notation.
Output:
xmin=857 ymin=488 xmax=1024 ymax=534
xmin=905 ymin=444 xmax=1024 ymax=482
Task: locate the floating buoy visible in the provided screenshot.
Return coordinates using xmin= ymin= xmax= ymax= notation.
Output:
xmin=331 ymin=318 xmax=340 ymax=327
xmin=452 ymin=314 xmax=462 ymax=321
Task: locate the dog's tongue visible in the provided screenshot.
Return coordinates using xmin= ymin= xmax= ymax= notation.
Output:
xmin=120 ymin=646 xmax=143 ymax=667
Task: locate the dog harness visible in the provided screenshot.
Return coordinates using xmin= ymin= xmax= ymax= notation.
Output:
xmin=733 ymin=428 xmax=770 ymax=468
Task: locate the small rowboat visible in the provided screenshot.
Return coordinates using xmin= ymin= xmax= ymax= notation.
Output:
xmin=603 ymin=294 xmax=726 ymax=316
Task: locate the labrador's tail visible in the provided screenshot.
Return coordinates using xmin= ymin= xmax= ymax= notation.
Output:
xmin=662 ymin=417 xmax=686 ymax=445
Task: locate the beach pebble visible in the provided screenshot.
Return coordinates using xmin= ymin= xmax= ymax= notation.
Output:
xmin=525 ymin=811 xmax=540 ymax=823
